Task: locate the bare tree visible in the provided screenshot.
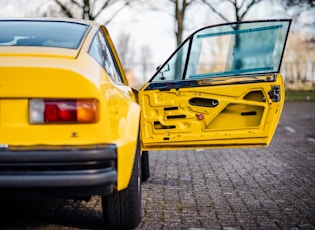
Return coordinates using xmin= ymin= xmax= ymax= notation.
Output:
xmin=282 ymin=32 xmax=315 ymax=88
xmin=139 ymin=44 xmax=152 ymax=81
xmin=172 ymin=0 xmax=193 ymax=46
xmin=280 ymin=0 xmax=314 ymax=8
xmin=115 ymin=32 xmax=135 ymax=69
xmin=146 ymin=0 xmax=195 ymax=47
xmin=200 ymin=0 xmax=264 ymax=22
xmin=41 ymin=0 xmax=134 ymax=25
xmin=145 ymin=0 xmax=195 ymax=46
xmin=273 ymin=0 xmax=315 ymax=43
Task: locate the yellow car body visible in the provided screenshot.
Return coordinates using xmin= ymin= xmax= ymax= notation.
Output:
xmin=0 ymin=19 xmax=139 ymax=191
xmin=0 ymin=18 xmax=291 ymax=229
xmin=0 ymin=18 xmax=142 ymax=228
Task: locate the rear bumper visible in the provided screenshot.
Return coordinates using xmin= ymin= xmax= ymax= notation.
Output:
xmin=0 ymin=144 xmax=117 ymax=197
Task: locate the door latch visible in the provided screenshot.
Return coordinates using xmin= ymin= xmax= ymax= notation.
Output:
xmin=268 ymin=85 xmax=281 ymax=102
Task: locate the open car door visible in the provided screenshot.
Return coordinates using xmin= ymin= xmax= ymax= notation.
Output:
xmin=139 ymin=19 xmax=291 ymax=150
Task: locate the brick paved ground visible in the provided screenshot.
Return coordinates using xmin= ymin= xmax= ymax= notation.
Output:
xmin=0 ymin=101 xmax=314 ymax=229
xmin=137 ymin=101 xmax=315 ymax=230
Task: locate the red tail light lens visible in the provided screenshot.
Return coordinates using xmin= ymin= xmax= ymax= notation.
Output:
xmin=44 ymin=100 xmax=77 ymax=122
xmin=29 ymin=99 xmax=98 ymax=124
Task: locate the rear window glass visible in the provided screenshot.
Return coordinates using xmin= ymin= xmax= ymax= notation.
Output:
xmin=0 ymin=20 xmax=89 ymax=49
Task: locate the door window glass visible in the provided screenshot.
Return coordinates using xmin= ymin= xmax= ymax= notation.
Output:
xmin=151 ymin=20 xmax=291 ymax=82
xmin=154 ymin=41 xmax=189 ymax=81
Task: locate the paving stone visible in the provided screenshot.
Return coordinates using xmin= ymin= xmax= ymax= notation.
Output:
xmin=136 ymin=102 xmax=315 ymax=229
xmin=1 ymin=102 xmax=314 ymax=230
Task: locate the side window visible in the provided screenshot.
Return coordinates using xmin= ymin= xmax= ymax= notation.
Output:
xmin=153 ymin=41 xmax=189 ymax=82
xmin=89 ymin=29 xmax=123 ymax=83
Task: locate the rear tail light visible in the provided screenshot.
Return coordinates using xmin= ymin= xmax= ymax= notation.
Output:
xmin=29 ymin=99 xmax=98 ymax=124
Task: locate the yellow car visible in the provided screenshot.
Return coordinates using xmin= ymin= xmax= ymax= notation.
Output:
xmin=0 ymin=18 xmax=291 ymax=229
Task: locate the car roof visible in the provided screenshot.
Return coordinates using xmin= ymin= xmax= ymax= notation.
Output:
xmin=0 ymin=17 xmax=100 ymax=26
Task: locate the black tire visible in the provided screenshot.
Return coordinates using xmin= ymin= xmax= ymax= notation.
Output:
xmin=141 ymin=151 xmax=150 ymax=182
xmin=102 ymin=138 xmax=142 ymax=229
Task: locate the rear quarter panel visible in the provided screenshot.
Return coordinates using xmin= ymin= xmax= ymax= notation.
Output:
xmin=0 ymin=32 xmax=140 ymax=190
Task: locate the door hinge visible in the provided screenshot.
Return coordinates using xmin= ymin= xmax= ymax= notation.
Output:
xmin=268 ymin=85 xmax=281 ymax=102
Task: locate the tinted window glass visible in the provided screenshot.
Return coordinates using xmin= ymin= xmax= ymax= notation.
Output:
xmin=0 ymin=20 xmax=88 ymax=49
xmin=89 ymin=30 xmax=123 ymax=83
xmin=154 ymin=41 xmax=189 ymax=81
xmin=186 ymin=22 xmax=289 ymax=79
xmin=151 ymin=20 xmax=291 ymax=82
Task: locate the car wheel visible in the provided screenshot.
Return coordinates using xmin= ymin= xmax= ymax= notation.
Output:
xmin=141 ymin=151 xmax=150 ymax=182
xmin=102 ymin=137 xmax=142 ymax=229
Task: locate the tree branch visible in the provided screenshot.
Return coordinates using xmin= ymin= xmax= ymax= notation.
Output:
xmin=201 ymin=0 xmax=231 ymax=23
xmin=70 ymin=0 xmax=82 ymax=8
xmin=94 ymin=0 xmax=134 ymax=22
xmin=54 ymin=0 xmax=74 ymax=18
xmin=240 ymin=0 xmax=261 ymax=20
